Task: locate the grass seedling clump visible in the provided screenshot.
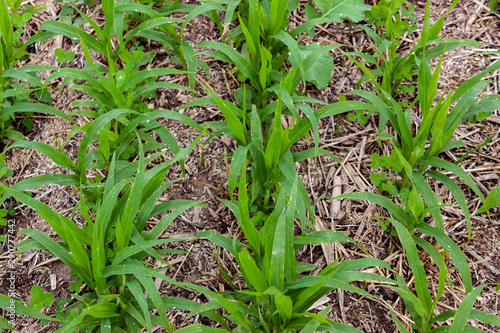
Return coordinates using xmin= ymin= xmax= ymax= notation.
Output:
xmin=0 ymin=143 xmax=205 ymax=332
xmin=180 ymin=177 xmax=394 ymax=332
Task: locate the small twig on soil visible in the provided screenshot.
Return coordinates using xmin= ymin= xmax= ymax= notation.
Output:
xmin=15 ymin=149 xmax=35 ymax=183
xmin=464 ymin=245 xmax=499 ymax=275
xmin=14 ymin=187 xmax=58 ymax=209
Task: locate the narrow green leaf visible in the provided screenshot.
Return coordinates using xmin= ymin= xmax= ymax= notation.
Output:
xmin=449 ymin=285 xmax=486 ymax=333
xmin=417 ymin=223 xmax=472 ymax=294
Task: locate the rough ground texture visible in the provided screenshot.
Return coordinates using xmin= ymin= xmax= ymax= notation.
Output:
xmin=0 ymin=0 xmax=499 ymax=332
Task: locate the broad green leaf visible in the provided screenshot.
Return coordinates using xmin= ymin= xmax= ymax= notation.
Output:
xmin=313 ymin=0 xmax=370 ymax=23
xmin=288 ymin=43 xmax=335 ymax=89
xmin=0 ymin=295 xmax=58 ymax=322
xmin=238 ymin=248 xmax=268 ymax=292
xmin=475 ymin=185 xmax=500 ymax=215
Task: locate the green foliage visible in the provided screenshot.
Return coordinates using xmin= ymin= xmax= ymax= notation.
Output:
xmin=0 ymin=1 xmax=497 ymax=332
xmin=305 ymin=0 xmax=371 ymax=27
xmin=54 ymin=48 xmax=75 ymax=63
xmin=28 ymin=285 xmax=54 ymax=311
xmin=0 ymin=146 xmax=204 ymax=332
xmin=351 ymin=0 xmax=481 ymax=100
xmin=200 ymin=0 xmax=360 ymax=108
xmin=349 ymin=50 xmax=500 ymax=237
xmin=203 ymin=85 xmax=370 ymax=218
xmin=3 ymin=108 xmax=205 ymax=216
xmin=385 ymin=219 xmax=500 ymax=332
xmin=114 ymin=0 xmax=222 ymax=89
xmin=491 ymin=0 xmax=499 ymax=12
xmin=474 ymin=185 xmax=500 ymax=217
xmin=186 ymin=182 xmax=393 ymax=332
xmin=0 ymin=0 xmax=50 ymax=146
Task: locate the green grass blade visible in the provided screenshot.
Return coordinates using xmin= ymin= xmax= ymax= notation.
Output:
xmin=223 ymin=0 xmax=241 ymax=33
xmin=19 ymin=229 xmax=93 ymax=286
xmin=418 ymin=52 xmax=432 ymax=117
xmin=284 ymin=175 xmax=299 ymax=283
xmin=77 ymin=109 xmax=134 ymax=181
xmin=292 ymin=147 xmax=340 ymax=164
xmin=198 ymin=41 xmax=261 ymax=93
xmin=146 ymin=201 xmax=203 ymax=241
xmin=133 ymin=82 xmax=194 ymax=98
xmin=115 ymin=136 xmax=144 ymax=253
xmin=427 ymin=170 xmax=472 ymax=238
xmin=387 ymin=218 xmax=432 ymax=312
xmin=41 ymin=21 xmax=105 ymax=54
xmin=136 ymin=275 xmax=170 ymax=330
xmin=123 ymin=17 xmax=182 ymax=40
xmin=227 ymin=145 xmax=249 ymax=201
xmin=113 ymin=239 xmax=186 ymax=266
xmin=238 ymin=248 xmax=268 ymax=292
xmin=420 ymin=156 xmax=485 ymax=203
xmin=196 ymin=230 xmax=237 ymax=255
xmin=175 ymin=325 xmax=228 ymax=333
xmin=181 ymin=40 xmax=197 ymax=90
xmin=293 ymin=230 xmax=354 ymax=248
xmin=180 ymin=3 xmax=224 ymax=38
xmin=333 ymin=192 xmax=412 ymax=229
xmin=412 ymin=171 xmax=445 ymax=231
xmin=416 ymin=223 xmax=473 ymax=294
xmin=6 ymin=141 xmax=77 ymax=171
xmin=9 ymin=174 xmax=79 ymax=192
xmin=122 ymin=68 xmax=185 ymax=90
xmin=237 ymin=165 xmax=262 ymax=257
xmin=0 ymin=102 xmax=75 ymax=124
xmin=1 ymin=184 xmax=90 ymax=245
xmin=126 ymin=279 xmax=151 ymax=330
xmin=449 ymin=285 xmax=486 ymax=333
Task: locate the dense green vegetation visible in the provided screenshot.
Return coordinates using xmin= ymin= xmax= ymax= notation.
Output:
xmin=1 ymin=0 xmax=499 ymax=331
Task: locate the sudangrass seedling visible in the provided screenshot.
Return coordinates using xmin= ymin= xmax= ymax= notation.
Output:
xmin=350 ymin=0 xmax=481 ymax=100
xmin=199 ymin=0 xmax=352 ymax=107
xmin=0 ymin=0 xmax=51 ymax=146
xmin=118 ymin=0 xmax=223 ymax=89
xmin=198 ymin=84 xmax=372 ymax=226
xmin=27 ymin=0 xmax=199 ymax=114
xmin=197 ymin=0 xmax=371 ymax=109
xmin=384 ymin=218 xmax=500 ymax=332
xmin=0 ymin=142 xmax=205 ymax=332
xmin=3 ymin=108 xmax=206 ymax=209
xmin=179 ymin=176 xmax=394 ymax=332
xmin=348 ymin=46 xmax=500 ymax=237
